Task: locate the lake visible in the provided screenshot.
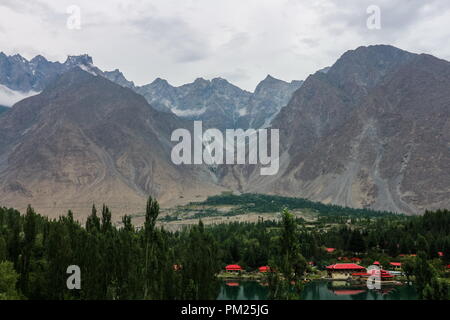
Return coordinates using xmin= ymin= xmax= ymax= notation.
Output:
xmin=217 ymin=280 xmax=418 ymax=300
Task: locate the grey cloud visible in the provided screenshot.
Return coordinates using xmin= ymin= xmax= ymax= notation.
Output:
xmin=220 ymin=32 xmax=251 ymax=51
xmin=0 ymin=0 xmax=449 ymax=90
xmin=130 ymin=16 xmax=211 ymax=63
xmin=317 ymin=0 xmax=449 ymax=39
xmin=0 ymin=0 xmax=63 ymax=24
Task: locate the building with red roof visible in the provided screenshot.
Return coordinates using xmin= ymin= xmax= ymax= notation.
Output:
xmin=325 ymin=248 xmax=336 ymax=253
xmin=258 ymin=266 xmax=271 ymax=273
xmin=326 ymin=263 xmax=366 ymax=279
xmin=389 ymin=262 xmax=402 ymax=271
xmin=352 ymin=269 xmax=395 ymax=282
xmin=327 ymin=263 xmax=366 ymax=270
xmin=225 ymin=264 xmax=243 ymax=273
xmin=378 ymin=270 xmax=394 ymax=280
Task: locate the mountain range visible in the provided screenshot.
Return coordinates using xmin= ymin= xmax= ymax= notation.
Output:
xmin=0 ymin=45 xmax=448 ymax=218
xmin=0 ymin=52 xmax=302 ymax=130
xmin=135 ymin=75 xmax=302 ymax=129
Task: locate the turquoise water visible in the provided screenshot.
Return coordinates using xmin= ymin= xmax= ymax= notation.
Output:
xmin=217 ymin=280 xmax=418 ymax=300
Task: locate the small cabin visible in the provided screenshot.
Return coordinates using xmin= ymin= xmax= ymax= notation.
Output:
xmin=389 ymin=262 xmax=402 ymax=271
xmin=351 ymin=257 xmax=362 ymax=264
xmin=326 ymin=263 xmax=366 ymax=279
xmin=225 ymin=264 xmax=243 ymax=273
xmin=258 ymin=266 xmax=271 ymax=273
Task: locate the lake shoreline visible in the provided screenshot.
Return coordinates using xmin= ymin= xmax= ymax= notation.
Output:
xmin=217 ymin=278 xmax=419 ymax=300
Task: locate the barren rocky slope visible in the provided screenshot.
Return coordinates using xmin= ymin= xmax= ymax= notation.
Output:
xmin=0 ymin=69 xmax=223 ymax=219
xmin=232 ymin=45 xmax=450 ymax=214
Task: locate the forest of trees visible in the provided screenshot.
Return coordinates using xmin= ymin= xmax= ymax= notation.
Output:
xmin=0 ymin=196 xmax=449 ymax=300
xmin=0 ymin=198 xmax=220 ymax=300
xmin=200 ymin=193 xmax=397 ymax=217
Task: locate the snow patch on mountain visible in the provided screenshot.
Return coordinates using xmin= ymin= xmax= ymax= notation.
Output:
xmin=171 ymin=107 xmax=207 ymax=117
xmin=237 ymin=107 xmax=248 ymax=116
xmin=78 ymin=64 xmax=98 ymax=76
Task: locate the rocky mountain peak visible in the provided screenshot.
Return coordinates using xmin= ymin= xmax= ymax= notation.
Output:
xmin=263 ymin=74 xmax=277 ymax=81
xmin=192 ymin=77 xmax=209 ymax=86
xmin=30 ymin=54 xmax=48 ymax=65
xmin=150 ymin=77 xmax=171 ymax=87
xmin=64 ymin=54 xmax=94 ymax=67
xmin=11 ymin=54 xmax=28 ymax=63
xmin=326 ymin=45 xmax=417 ymax=96
xmin=254 ymin=75 xmax=286 ymax=92
xmin=102 ymin=69 xmax=135 ymax=88
xmin=211 ymin=77 xmax=229 ymax=85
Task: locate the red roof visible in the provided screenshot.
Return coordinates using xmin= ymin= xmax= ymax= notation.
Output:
xmin=326 ymin=263 xmax=366 ymax=270
xmin=352 ymin=272 xmax=370 ymax=276
xmin=379 ymin=270 xmax=394 ymax=278
xmin=390 ymin=262 xmax=402 ymax=267
xmin=326 ymin=248 xmax=336 ymax=253
xmin=351 ymin=257 xmax=362 ymax=262
xmin=368 ymin=269 xmax=394 ymax=278
xmin=259 ymin=266 xmax=271 ymax=273
xmin=438 ymin=252 xmax=444 ymax=257
xmin=225 ymin=264 xmax=242 ymax=271
xmin=446 ymin=265 xmax=450 ymax=269
xmin=373 ymin=261 xmax=380 ymax=265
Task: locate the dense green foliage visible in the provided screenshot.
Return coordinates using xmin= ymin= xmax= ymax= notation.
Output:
xmin=202 ymin=212 xmax=449 ymax=270
xmin=267 ymin=209 xmax=307 ymax=299
xmin=0 ymin=261 xmax=20 ymax=299
xmin=0 ymin=193 xmax=449 ymax=300
xmin=0 ymin=198 xmax=220 ymax=300
xmin=198 ymin=193 xmax=397 ymax=218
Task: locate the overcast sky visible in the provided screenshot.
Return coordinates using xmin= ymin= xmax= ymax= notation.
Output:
xmin=0 ymin=0 xmax=449 ymax=91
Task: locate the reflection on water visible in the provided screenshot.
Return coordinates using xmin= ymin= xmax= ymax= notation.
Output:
xmin=300 ymin=281 xmax=418 ymax=300
xmin=217 ymin=280 xmax=418 ymax=300
xmin=217 ymin=281 xmax=268 ymax=300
